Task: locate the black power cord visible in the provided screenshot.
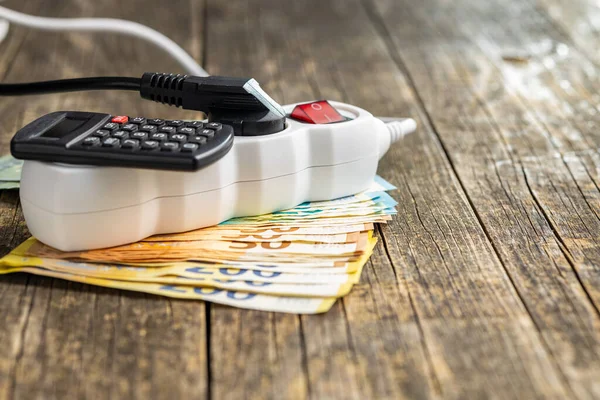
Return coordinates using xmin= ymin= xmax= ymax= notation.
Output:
xmin=0 ymin=72 xmax=286 ymax=136
xmin=0 ymin=76 xmax=141 ymax=95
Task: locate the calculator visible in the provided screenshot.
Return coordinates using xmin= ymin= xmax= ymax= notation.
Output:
xmin=11 ymin=111 xmax=234 ymax=171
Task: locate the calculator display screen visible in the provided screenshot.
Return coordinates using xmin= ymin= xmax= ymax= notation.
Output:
xmin=41 ymin=117 xmax=88 ymax=139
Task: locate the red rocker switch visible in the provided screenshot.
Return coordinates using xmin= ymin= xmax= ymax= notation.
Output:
xmin=290 ymin=100 xmax=345 ymax=124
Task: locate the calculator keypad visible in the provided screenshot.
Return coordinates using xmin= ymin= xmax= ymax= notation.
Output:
xmin=75 ymin=116 xmax=223 ymax=158
xmin=19 ymin=111 xmax=234 ymax=171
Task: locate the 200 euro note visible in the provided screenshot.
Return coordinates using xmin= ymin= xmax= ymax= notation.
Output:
xmin=0 ymin=267 xmax=336 ymax=314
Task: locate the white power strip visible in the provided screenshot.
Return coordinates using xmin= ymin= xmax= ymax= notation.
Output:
xmin=19 ymin=101 xmax=416 ymax=251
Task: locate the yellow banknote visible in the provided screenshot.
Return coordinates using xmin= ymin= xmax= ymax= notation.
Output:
xmin=0 ymin=267 xmax=336 ymax=314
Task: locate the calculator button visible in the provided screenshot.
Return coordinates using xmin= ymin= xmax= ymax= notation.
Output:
xmin=139 ymin=125 xmax=157 ymax=133
xmin=130 ymin=117 xmax=146 ymax=124
xmin=112 ymin=130 xmax=129 ymax=139
xmin=205 ymin=122 xmax=222 ymax=130
xmin=121 ymin=139 xmax=140 ymax=149
xmin=177 ymin=127 xmax=196 ymax=135
xmin=181 ymin=143 xmax=199 ymax=152
xmin=141 ymin=140 xmax=159 ymax=150
xmin=169 ymin=134 xmax=187 ymax=142
xmin=159 ymin=126 xmax=177 ymax=134
xmin=131 ymin=131 xmax=148 ymax=140
xmin=185 ymin=121 xmax=204 ymax=128
xmin=121 ymin=124 xmax=138 ymax=132
xmin=147 ymin=118 xmax=165 ymax=126
xmin=82 ymin=136 xmax=101 ymax=146
xmin=188 ymin=136 xmax=207 ymax=145
xmin=94 ymin=129 xmax=110 ymax=138
xmin=166 ymin=120 xmax=184 ymax=127
xmin=111 ymin=116 xmax=129 ymax=124
xmin=199 ymin=129 xmax=215 ymax=139
xmin=160 ymin=142 xmax=179 ymax=151
xmin=150 ymin=132 xmax=168 ymax=141
xmin=102 ymin=137 xmax=120 ymax=147
xmin=103 ymin=122 xmax=119 ymax=131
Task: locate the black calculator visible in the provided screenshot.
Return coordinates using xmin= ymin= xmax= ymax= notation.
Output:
xmin=10 ymin=111 xmax=235 ymax=171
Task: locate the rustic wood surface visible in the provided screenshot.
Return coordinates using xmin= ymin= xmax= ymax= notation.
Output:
xmin=0 ymin=0 xmax=599 ymax=398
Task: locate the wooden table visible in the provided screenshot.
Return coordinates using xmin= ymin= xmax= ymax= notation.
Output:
xmin=1 ymin=0 xmax=600 ymax=398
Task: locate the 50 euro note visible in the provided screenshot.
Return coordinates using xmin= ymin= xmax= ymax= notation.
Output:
xmin=20 ymin=231 xmax=373 ymax=264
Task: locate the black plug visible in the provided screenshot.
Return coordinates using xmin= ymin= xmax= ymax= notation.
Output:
xmin=140 ymin=73 xmax=286 ymax=136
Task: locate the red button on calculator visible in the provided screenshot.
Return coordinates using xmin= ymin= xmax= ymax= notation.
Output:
xmin=290 ymin=100 xmax=345 ymax=124
xmin=111 ymin=115 xmax=129 ymax=124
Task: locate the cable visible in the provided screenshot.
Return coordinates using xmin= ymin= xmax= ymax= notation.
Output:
xmin=0 ymin=76 xmax=140 ymax=96
xmin=0 ymin=19 xmax=9 ymax=43
xmin=0 ymin=5 xmax=208 ymax=76
xmin=385 ymin=119 xmax=417 ymax=143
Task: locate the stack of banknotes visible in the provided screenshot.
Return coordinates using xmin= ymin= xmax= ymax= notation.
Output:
xmin=0 ymin=154 xmax=397 ymax=313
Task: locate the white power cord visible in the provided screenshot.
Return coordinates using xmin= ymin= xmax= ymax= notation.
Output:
xmin=385 ymin=118 xmax=417 ymax=143
xmin=0 ymin=5 xmax=208 ymax=76
xmin=0 ymin=18 xmax=9 ymax=43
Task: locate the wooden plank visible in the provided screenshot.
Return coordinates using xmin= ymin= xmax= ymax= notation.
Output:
xmin=368 ymin=0 xmax=600 ymax=397
xmin=533 ymin=0 xmax=600 ymax=68
xmin=0 ymin=1 xmax=208 ymax=399
xmin=206 ymin=0 xmax=571 ymax=398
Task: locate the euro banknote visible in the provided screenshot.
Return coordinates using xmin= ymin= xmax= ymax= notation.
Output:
xmin=0 ymin=267 xmax=337 ymax=314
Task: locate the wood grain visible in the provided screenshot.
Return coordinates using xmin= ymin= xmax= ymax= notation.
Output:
xmin=368 ymin=0 xmax=600 ymax=397
xmin=1 ymin=0 xmax=600 ymax=398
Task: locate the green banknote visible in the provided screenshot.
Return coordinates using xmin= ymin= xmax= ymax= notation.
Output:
xmin=0 ymin=155 xmax=22 ymax=189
